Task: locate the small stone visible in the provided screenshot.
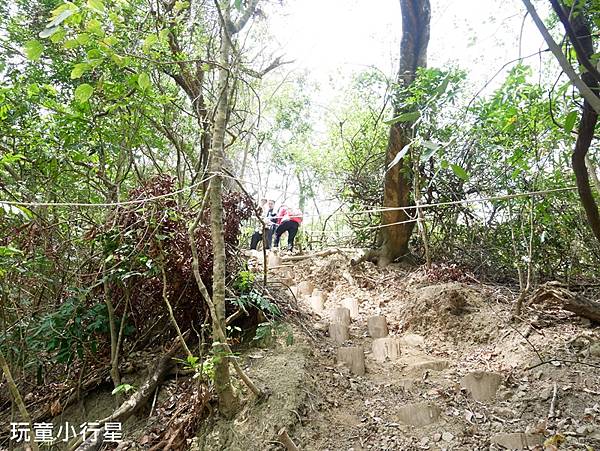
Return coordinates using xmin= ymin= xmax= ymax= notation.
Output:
xmin=576 ymin=425 xmax=588 ymax=435
xmin=441 ymin=432 xmax=454 ymax=442
xmin=313 ymin=321 xmax=329 ymax=332
xmin=400 ymin=333 xmax=425 ymax=347
xmin=408 ymin=359 xmax=449 ymax=373
xmin=432 ymin=433 xmax=442 ymax=442
xmin=535 ymin=370 xmax=544 ymax=380
xmin=539 ymin=386 xmax=554 ymax=400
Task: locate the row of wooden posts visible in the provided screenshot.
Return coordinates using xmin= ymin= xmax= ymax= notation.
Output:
xmin=288 ymin=279 xmax=403 ymax=376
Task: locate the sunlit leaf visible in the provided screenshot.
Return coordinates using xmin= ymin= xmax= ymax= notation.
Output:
xmin=564 ymin=110 xmax=578 ymax=134
xmin=142 ymin=34 xmax=158 ymax=52
xmin=87 ymin=0 xmax=105 ymax=13
xmin=450 ymin=163 xmax=469 ymax=180
xmin=24 ymin=40 xmax=43 ymax=60
xmin=86 ymin=18 xmax=104 ymax=36
xmin=137 ymin=72 xmax=151 ymax=90
xmin=70 ymin=63 xmax=90 ymax=79
xmin=74 ymin=83 xmax=94 ymax=103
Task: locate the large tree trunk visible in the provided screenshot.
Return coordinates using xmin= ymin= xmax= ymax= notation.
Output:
xmin=378 ymin=0 xmax=431 ymax=266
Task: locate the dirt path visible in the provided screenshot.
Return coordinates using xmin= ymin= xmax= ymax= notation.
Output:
xmin=269 ymin=254 xmax=600 ymax=450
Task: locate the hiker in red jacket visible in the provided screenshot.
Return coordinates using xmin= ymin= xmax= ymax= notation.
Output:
xmin=273 ymin=205 xmax=303 ymax=251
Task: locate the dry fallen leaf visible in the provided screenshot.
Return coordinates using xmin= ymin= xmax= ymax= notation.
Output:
xmin=50 ymin=398 xmax=61 ymax=416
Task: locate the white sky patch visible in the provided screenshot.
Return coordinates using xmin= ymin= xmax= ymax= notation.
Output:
xmin=267 ymin=0 xmax=550 ymax=97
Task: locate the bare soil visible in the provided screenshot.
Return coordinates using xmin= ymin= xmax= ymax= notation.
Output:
xmin=224 ymin=253 xmax=600 ymax=451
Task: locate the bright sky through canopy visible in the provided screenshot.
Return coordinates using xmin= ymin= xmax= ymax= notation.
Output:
xmin=267 ymin=0 xmax=549 ymax=96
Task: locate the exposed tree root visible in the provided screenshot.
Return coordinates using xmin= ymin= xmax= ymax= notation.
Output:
xmin=281 ymin=248 xmax=342 ymax=262
xmin=530 ymin=282 xmax=600 ymax=323
xmin=72 ymin=340 xmax=182 ymax=451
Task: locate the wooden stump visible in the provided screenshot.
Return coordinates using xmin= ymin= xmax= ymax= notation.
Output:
xmin=337 ymin=346 xmax=365 ymax=376
xmin=332 ymin=307 xmax=351 ymax=326
xmin=372 ymin=337 xmax=401 ymax=362
xmin=250 ymin=250 xmax=264 ymax=262
xmin=312 ymin=289 xmax=328 ymax=301
xmin=268 ymin=252 xmax=282 ymax=268
xmin=342 ymin=298 xmax=359 ymax=318
xmin=298 ymin=281 xmax=314 ymax=296
xmin=310 ymin=294 xmax=324 ymax=312
xmin=328 ymin=323 xmax=349 ymax=344
xmin=367 ymin=315 xmax=389 ymax=338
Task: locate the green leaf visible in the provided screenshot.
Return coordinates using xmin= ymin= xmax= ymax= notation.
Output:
xmin=174 ymin=1 xmax=189 ymax=12
xmin=64 ymin=39 xmax=80 ymax=49
xmin=384 ymin=111 xmax=421 ymax=125
xmin=142 ymin=34 xmax=158 ymax=52
xmin=103 ymin=35 xmax=118 ymax=46
xmin=159 ymin=29 xmax=170 ymax=42
xmin=47 ymin=8 xmax=75 ymax=28
xmin=420 ymin=145 xmax=437 ymax=162
xmin=421 ymin=140 xmax=439 ymax=151
xmin=74 ymin=83 xmax=94 ymax=103
xmin=76 ymin=33 xmax=91 ymax=45
xmin=564 ymin=110 xmax=578 ymax=134
xmin=137 ymin=72 xmax=151 ymax=90
xmin=24 ymin=40 xmax=43 ymax=61
xmin=87 ymin=0 xmax=105 ymax=13
xmin=435 ymin=76 xmax=450 ymax=96
xmin=0 ymin=245 xmax=23 ymax=256
xmin=70 ymin=63 xmax=90 ymax=79
xmin=86 ymin=18 xmax=104 ymax=36
xmin=49 ymin=29 xmax=67 ymax=43
xmin=111 ymin=383 xmax=134 ymax=395
xmin=450 ymin=164 xmax=469 ymax=180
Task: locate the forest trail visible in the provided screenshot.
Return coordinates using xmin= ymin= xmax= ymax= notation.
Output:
xmin=197 ymin=252 xmax=600 ymax=451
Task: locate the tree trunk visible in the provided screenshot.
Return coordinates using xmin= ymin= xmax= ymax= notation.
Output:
xmin=208 ymin=2 xmax=237 ymax=417
xmin=207 ymin=0 xmax=259 ymax=417
xmin=547 ymin=1 xmax=600 ymax=243
xmin=379 ymin=0 xmax=431 ymax=265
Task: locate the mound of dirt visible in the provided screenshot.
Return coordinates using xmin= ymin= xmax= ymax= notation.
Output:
xmin=400 ymin=282 xmax=506 ymax=345
xmin=191 ymin=338 xmax=312 ymax=451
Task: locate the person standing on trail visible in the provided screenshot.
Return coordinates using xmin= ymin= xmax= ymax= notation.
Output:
xmin=250 ymin=199 xmax=277 ymax=250
xmin=273 ymin=205 xmax=303 ymax=251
